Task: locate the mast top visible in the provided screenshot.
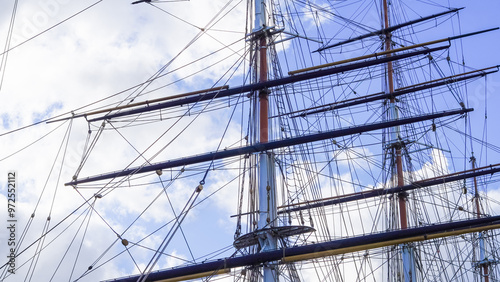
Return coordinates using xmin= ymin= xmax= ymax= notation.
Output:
xmin=254 ymin=0 xmax=267 ymax=31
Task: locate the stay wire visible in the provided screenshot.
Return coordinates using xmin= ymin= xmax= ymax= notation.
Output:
xmin=139 ymin=186 xmax=202 ymax=282
xmin=149 ymin=3 xmax=202 ymax=30
xmin=158 ymin=174 xmax=196 ymax=262
xmin=479 ymin=75 xmax=488 ymax=166
xmin=25 ymin=218 xmax=50 ymax=282
xmin=13 ymin=136 xmax=124 ymax=276
xmin=123 ymin=246 xmax=143 ymax=281
xmin=73 ymin=122 xmax=106 ymax=178
xmin=0 ymin=120 xmax=68 ymax=162
xmin=48 ymin=119 xmax=74 ymax=216
xmin=109 ymin=0 xmax=235 ymax=116
xmin=119 ymin=171 xmax=183 ymax=236
xmin=199 ymin=50 xmax=249 ymax=185
xmin=76 ymin=204 xmax=192 ymax=280
xmin=0 ymin=0 xmax=18 ymax=92
xmin=22 ymin=119 xmax=72 ymax=228
xmin=127 ymin=40 xmax=245 ymax=107
xmin=85 ymin=34 xmax=245 ymax=126
xmin=25 ymin=118 xmax=74 ymax=281
xmin=71 ymin=188 xmax=120 ymax=238
xmin=0 ymin=198 xmax=96 ymax=272
xmin=48 ymin=200 xmax=95 ymax=282
xmin=3 ymin=202 xmax=93 ymax=281
xmin=107 ymin=121 xmax=152 ymax=165
xmin=68 ymin=199 xmax=96 ymax=281
xmin=0 ymin=0 xmax=104 ymax=57
xmin=0 ymin=215 xmax=32 ymax=279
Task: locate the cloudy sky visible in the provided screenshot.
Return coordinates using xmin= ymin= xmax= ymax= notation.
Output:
xmin=0 ymin=1 xmax=249 ymax=281
xmin=0 ymin=0 xmax=500 ymax=281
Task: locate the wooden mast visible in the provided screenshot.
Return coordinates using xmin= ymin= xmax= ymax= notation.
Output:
xmin=383 ymin=0 xmax=415 ymax=280
xmin=382 ymin=0 xmax=406 ymax=229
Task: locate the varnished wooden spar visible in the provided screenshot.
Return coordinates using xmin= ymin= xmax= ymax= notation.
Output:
xmin=103 ymin=216 xmax=500 ymax=282
xmin=46 ymin=86 xmax=229 ymax=123
xmin=395 ymin=65 xmax=498 ymax=91
xmin=292 ymin=39 xmax=447 ymax=75
xmin=66 ymin=108 xmax=471 ymax=186
xmin=78 ymin=45 xmax=448 ymax=122
xmin=80 ymin=86 xmax=229 ymax=117
xmin=282 ymin=66 xmax=499 ymax=118
xmin=314 ymin=8 xmax=463 ymax=52
xmin=278 ymin=163 xmax=500 ymax=214
xmin=292 ymin=28 xmax=498 ymax=75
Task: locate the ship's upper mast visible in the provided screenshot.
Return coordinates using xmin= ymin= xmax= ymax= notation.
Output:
xmin=254 ymin=0 xmax=279 ymax=280
xmin=382 ymin=0 xmax=417 ymax=280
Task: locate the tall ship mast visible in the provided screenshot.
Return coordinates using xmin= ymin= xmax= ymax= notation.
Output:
xmin=1 ymin=1 xmax=500 ymax=281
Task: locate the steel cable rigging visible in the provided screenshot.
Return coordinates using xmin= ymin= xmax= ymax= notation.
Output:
xmin=0 ymin=0 xmax=18 ymax=92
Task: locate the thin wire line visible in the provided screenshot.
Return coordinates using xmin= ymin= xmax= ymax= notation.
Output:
xmin=0 ymin=0 xmax=19 ymax=92
xmin=0 ymin=120 xmax=67 ymax=161
xmin=0 ymin=1 xmax=104 ymax=57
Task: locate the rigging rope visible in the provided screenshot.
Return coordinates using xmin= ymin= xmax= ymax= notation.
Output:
xmin=0 ymin=1 xmax=104 ymax=57
xmin=48 ymin=200 xmax=95 ymax=281
xmin=0 ymin=0 xmax=18 ymax=92
xmin=7 ymin=119 xmax=74 ymax=281
xmin=0 ymin=120 xmax=67 ymax=161
xmin=107 ymin=0 xmax=240 ymax=120
xmin=138 ymin=185 xmax=202 ymax=282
